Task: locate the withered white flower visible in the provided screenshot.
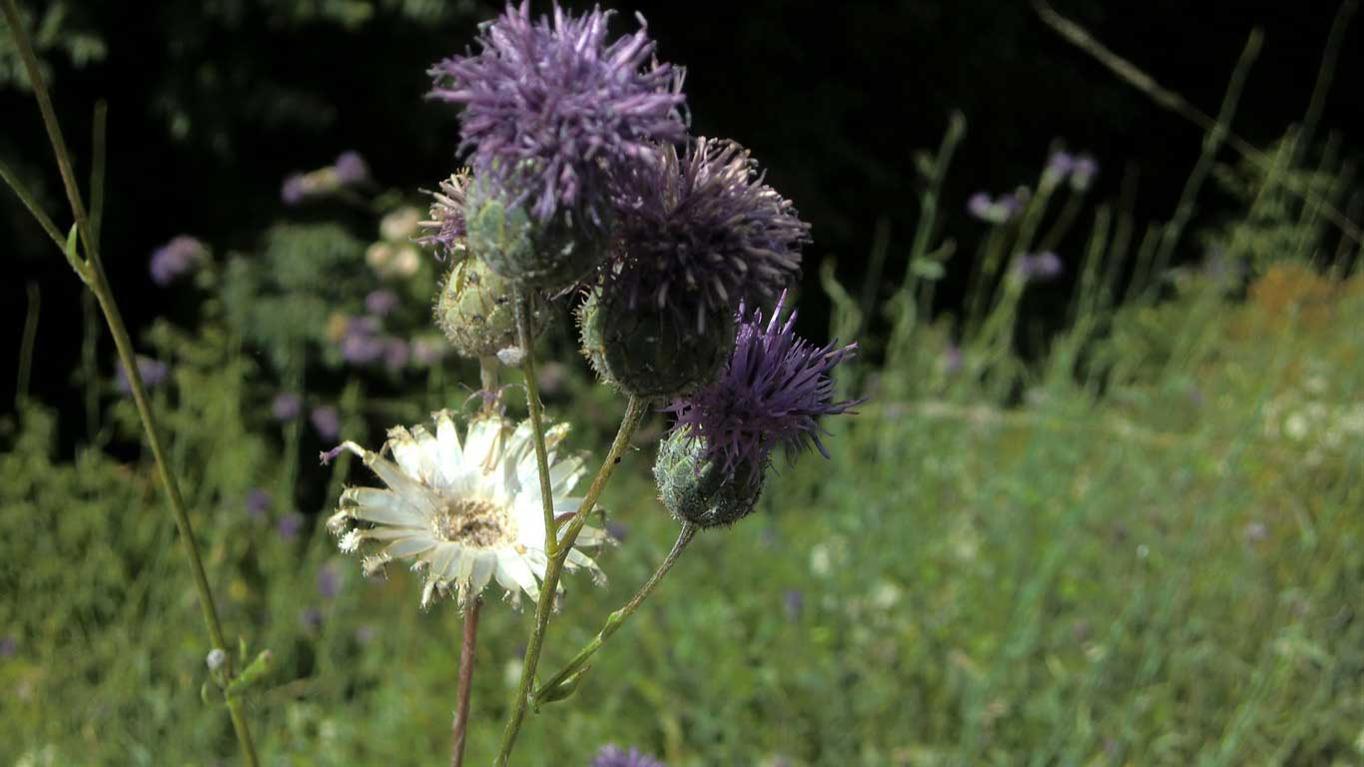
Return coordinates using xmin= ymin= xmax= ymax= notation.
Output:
xmin=326 ymin=411 xmax=606 ymax=608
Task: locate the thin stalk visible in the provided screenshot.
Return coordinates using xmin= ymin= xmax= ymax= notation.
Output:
xmin=534 ymin=523 xmax=698 ymax=704
xmin=514 ymin=293 xmax=558 ymax=557
xmin=17 ymin=282 xmax=40 ymax=405
xmin=451 ymin=597 xmax=482 ymax=767
xmin=495 ymin=395 xmax=649 ymax=767
xmin=0 ymin=2 xmax=259 ymax=762
xmin=0 ymin=156 xmax=66 ymax=250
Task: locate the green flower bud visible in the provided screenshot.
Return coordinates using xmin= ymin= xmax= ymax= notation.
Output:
xmin=577 ymin=289 xmax=733 ymax=400
xmin=465 ymin=180 xmax=606 ymax=291
xmin=653 ymin=428 xmax=765 ymax=528
xmin=434 ymin=257 xmax=545 ymax=359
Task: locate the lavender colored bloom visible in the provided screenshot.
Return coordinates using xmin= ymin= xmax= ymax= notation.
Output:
xmin=1044 ymin=150 xmax=1074 ymax=184
xmin=1017 ymin=251 xmax=1063 ymax=282
xmin=1070 ymin=154 xmax=1098 ymax=191
xmin=783 ymin=589 xmax=805 ymax=621
xmin=277 ymin=512 xmax=304 ymax=541
xmin=966 ymin=191 xmax=1018 ymax=225
xmin=333 ymin=151 xmax=369 ymax=185
xmin=310 ymin=405 xmax=340 ymax=440
xmin=245 ymin=488 xmax=273 ymax=521
xmin=0 ymin=635 xmax=16 ymax=658
xmin=281 ymin=173 xmax=309 ymax=205
xmin=592 ymin=745 xmax=666 ymax=767
xmin=339 ymin=317 xmax=386 ymax=365
xmin=317 ymin=562 xmax=341 ymax=599
xmin=666 ymin=292 xmax=860 ymax=483
xmin=417 ymin=171 xmax=470 ymax=260
xmin=383 ymin=338 xmax=410 ymax=372
xmin=428 ymin=2 xmax=686 ymax=224
xmin=967 ymin=191 xmax=994 ymax=220
xmin=149 ymin=235 xmax=206 ymax=285
xmin=608 ymin=137 xmax=810 ymax=327
xmin=271 ymin=392 xmax=302 ymax=421
xmin=115 ymin=356 xmax=169 ymax=395
xmin=365 ymin=289 xmax=399 ymax=317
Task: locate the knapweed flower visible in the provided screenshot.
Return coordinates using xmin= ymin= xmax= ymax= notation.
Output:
xmin=271 ymin=392 xmax=302 ymax=421
xmin=417 ymin=171 xmax=470 ymax=261
xmin=324 ymin=411 xmax=607 ymax=607
xmin=1016 ymin=251 xmax=1063 ymax=282
xmin=607 ymin=137 xmax=810 ymax=328
xmin=666 ymin=292 xmax=860 ymax=481
xmin=149 ymin=235 xmax=207 ymax=285
xmin=592 ymin=745 xmax=666 ymax=767
xmin=115 ymin=356 xmax=168 ymax=395
xmin=428 ymin=2 xmax=686 ymax=225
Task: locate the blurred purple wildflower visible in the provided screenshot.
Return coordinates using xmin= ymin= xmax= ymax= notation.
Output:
xmin=245 ymin=488 xmax=273 ymax=522
xmin=966 ymin=191 xmax=1020 ymax=225
xmin=783 ymin=589 xmax=805 ymax=621
xmin=115 ymin=356 xmax=169 ymax=395
xmin=340 ymin=317 xmax=386 ymax=365
xmin=0 ymin=635 xmax=17 ymax=658
xmin=271 ymin=393 xmax=302 ymax=421
xmin=608 ymin=137 xmax=810 ymax=327
xmin=428 ymin=2 xmax=686 ymax=224
xmin=1070 ymin=154 xmax=1098 ymax=191
xmin=277 ymin=512 xmax=304 ymax=541
xmin=149 ymin=235 xmax=206 ymax=285
xmin=365 ymin=289 xmax=399 ymax=317
xmin=1017 ymin=251 xmax=1063 ymax=283
xmin=300 ymin=606 xmax=325 ymax=632
xmin=943 ymin=343 xmax=963 ymax=375
xmin=606 ymin=520 xmax=630 ymax=543
xmin=592 ymin=745 xmax=666 ymax=767
xmin=333 ymin=151 xmax=369 ymax=185
xmin=383 ymin=338 xmax=410 ymax=372
xmin=417 ymin=171 xmax=470 ymax=260
xmin=310 ymin=406 xmax=340 ymax=440
xmin=1044 ymin=149 xmax=1074 ymax=185
xmin=317 ymin=562 xmax=341 ymax=599
xmin=281 ymin=173 xmax=309 ymax=205
xmin=666 ymin=292 xmax=860 ymax=482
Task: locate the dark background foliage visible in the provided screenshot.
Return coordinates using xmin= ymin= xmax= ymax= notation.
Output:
xmin=3 ymin=0 xmax=1361 ymax=409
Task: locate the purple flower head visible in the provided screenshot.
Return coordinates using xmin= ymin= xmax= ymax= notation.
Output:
xmin=1017 ymin=251 xmax=1063 ymax=283
xmin=967 ymin=191 xmax=993 ymax=220
xmin=333 ymin=151 xmax=369 ymax=185
xmin=310 ymin=405 xmax=340 ymax=440
xmin=1070 ymin=154 xmax=1098 ymax=191
xmin=116 ymin=356 xmax=169 ymax=395
xmin=149 ymin=235 xmax=206 ymax=286
xmin=608 ymin=137 xmax=810 ymax=327
xmin=1044 ymin=150 xmax=1074 ymax=184
xmin=281 ymin=173 xmax=309 ymax=205
xmin=271 ymin=392 xmax=302 ymax=421
xmin=245 ymin=488 xmax=273 ymax=521
xmin=417 ymin=171 xmax=470 ymax=260
xmin=966 ymin=191 xmax=1018 ymax=225
xmin=666 ymin=292 xmax=860 ymax=483
xmin=383 ymin=338 xmax=410 ymax=372
xmin=365 ymin=289 xmax=400 ymax=318
xmin=592 ymin=745 xmax=666 ymax=767
xmin=339 ymin=317 xmax=385 ymax=365
xmin=428 ymin=2 xmax=687 ymax=225
xmin=0 ymin=635 xmax=17 ymax=658
xmin=277 ymin=512 xmax=304 ymax=541
xmin=783 ymin=589 xmax=805 ymax=621
xmin=317 ymin=562 xmax=341 ymax=599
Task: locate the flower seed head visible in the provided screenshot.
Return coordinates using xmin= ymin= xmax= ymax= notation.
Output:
xmin=607 ymin=137 xmax=809 ymax=326
xmin=653 ymin=426 xmax=764 ymax=528
xmin=435 ymin=256 xmax=545 ymax=359
xmin=577 ymin=288 xmax=732 ymax=400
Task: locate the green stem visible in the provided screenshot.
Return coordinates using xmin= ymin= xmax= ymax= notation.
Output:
xmin=494 ymin=395 xmax=650 ymax=767
xmin=534 ymin=523 xmax=698 ymax=705
xmin=0 ymin=2 xmax=259 ymax=762
xmin=17 ymin=282 xmax=39 ymax=406
xmin=514 ymin=293 xmax=558 ymax=558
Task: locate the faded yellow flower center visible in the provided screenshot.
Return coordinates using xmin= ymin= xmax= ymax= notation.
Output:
xmin=433 ymin=496 xmax=515 ymax=548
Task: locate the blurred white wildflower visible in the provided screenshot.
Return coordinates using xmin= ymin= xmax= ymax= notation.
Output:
xmin=326 ymin=411 xmax=607 ymax=608
xmin=380 ymin=206 xmax=423 ymax=243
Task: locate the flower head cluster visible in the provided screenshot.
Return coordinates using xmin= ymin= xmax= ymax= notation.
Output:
xmin=324 ymin=411 xmax=607 ymax=607
xmin=592 ymin=745 xmax=666 ymax=767
xmin=607 ymin=137 xmax=809 ymax=327
xmin=149 ymin=235 xmax=207 ymax=286
xmin=282 ymin=150 xmax=370 ymax=205
xmin=666 ymin=292 xmax=859 ymax=482
xmin=428 ymin=1 xmax=686 ymax=225
xmin=967 ymin=190 xmax=1025 ymax=225
xmin=115 ymin=355 xmax=169 ymax=395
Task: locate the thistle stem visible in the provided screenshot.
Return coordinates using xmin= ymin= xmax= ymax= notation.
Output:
xmin=0 ymin=2 xmax=259 ymax=763
xmin=513 ymin=293 xmax=558 ymax=558
xmin=495 ymin=394 xmax=650 ymax=767
xmin=451 ymin=597 xmax=482 ymax=767
xmin=534 ymin=523 xmax=698 ymax=705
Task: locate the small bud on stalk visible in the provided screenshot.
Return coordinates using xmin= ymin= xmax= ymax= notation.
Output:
xmin=435 ymin=257 xmax=545 ymax=360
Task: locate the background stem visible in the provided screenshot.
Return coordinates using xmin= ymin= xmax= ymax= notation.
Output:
xmin=450 ymin=597 xmax=482 ymax=767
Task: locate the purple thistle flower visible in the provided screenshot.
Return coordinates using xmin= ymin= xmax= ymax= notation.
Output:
xmin=608 ymin=137 xmax=810 ymax=326
xmin=1017 ymin=251 xmax=1063 ymax=283
xmin=115 ymin=356 xmax=169 ymax=395
xmin=310 ymin=405 xmax=341 ymax=440
xmin=271 ymin=392 xmax=302 ymax=421
xmin=277 ymin=512 xmax=304 ymax=541
xmin=333 ymin=151 xmax=369 ymax=185
xmin=428 ymin=1 xmax=687 ymax=225
xmin=666 ymin=292 xmax=860 ymax=482
xmin=281 ymin=173 xmax=309 ymax=205
xmin=592 ymin=745 xmax=666 ymax=767
xmin=149 ymin=235 xmax=206 ymax=286
xmin=417 ymin=171 xmax=470 ymax=260
xmin=365 ymin=289 xmax=400 ymax=318
xmin=245 ymin=488 xmax=273 ymax=521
